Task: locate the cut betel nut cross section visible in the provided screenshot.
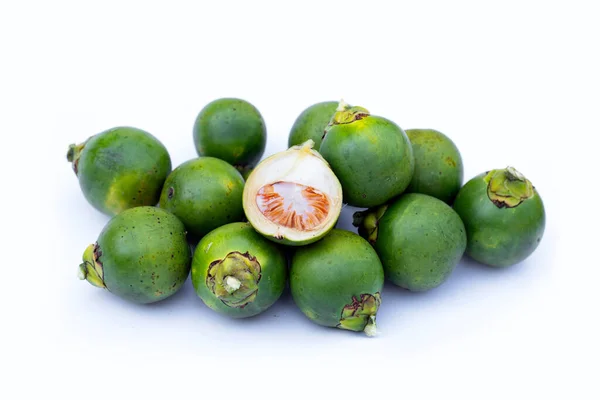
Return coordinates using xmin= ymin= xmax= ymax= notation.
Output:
xmin=243 ymin=140 xmax=343 ymax=245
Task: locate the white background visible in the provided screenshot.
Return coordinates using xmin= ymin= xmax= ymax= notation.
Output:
xmin=1 ymin=1 xmax=598 ymax=399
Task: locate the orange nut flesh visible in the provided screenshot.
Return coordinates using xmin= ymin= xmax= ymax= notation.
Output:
xmin=256 ymin=181 xmax=330 ymax=231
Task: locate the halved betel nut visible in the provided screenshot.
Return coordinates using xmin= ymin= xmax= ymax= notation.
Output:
xmin=243 ymin=140 xmax=343 ymax=246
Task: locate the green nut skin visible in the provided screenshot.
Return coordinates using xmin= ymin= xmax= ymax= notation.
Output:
xmin=356 ymin=193 xmax=467 ymax=291
xmin=453 ymin=168 xmax=545 ymax=267
xmin=78 ymin=207 xmax=191 ymax=304
xmin=191 ymin=222 xmax=287 ymax=318
xmin=405 ymin=129 xmax=464 ymax=204
xmin=290 ymin=229 xmax=384 ymax=336
xmin=320 ymin=106 xmax=414 ymax=208
xmin=193 ymin=98 xmax=267 ymax=171
xmin=67 ymin=126 xmax=172 ymax=216
xmin=288 ymin=101 xmax=338 ymax=150
xmin=159 ymin=157 xmax=245 ymax=238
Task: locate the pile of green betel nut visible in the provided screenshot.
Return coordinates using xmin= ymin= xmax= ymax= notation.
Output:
xmin=68 ymin=98 xmax=546 ymax=337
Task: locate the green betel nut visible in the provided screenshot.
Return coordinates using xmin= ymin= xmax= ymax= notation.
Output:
xmin=319 ymin=101 xmax=414 ymax=207
xmin=354 ymin=193 xmax=467 ymax=291
xmin=78 ymin=207 xmax=191 ymax=304
xmin=191 ymin=222 xmax=287 ymax=318
xmin=288 ymin=101 xmax=338 ymax=150
xmin=193 ymin=98 xmax=267 ymax=176
xmin=453 ymin=167 xmax=545 ymax=267
xmin=159 ymin=157 xmax=245 ymax=238
xmin=405 ymin=129 xmax=464 ymax=204
xmin=67 ymin=126 xmax=172 ymax=216
xmin=290 ymin=229 xmax=384 ymax=336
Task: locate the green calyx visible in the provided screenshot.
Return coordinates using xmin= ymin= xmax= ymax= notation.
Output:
xmin=330 ymin=100 xmax=370 ymax=125
xmin=78 ymin=243 xmax=106 ymax=289
xmin=206 ymin=251 xmax=262 ymax=308
xmin=337 ymin=293 xmax=381 ymax=337
xmin=323 ymin=100 xmax=370 ymax=138
xmin=352 ymin=205 xmax=388 ymax=245
xmin=484 ymin=166 xmax=534 ymax=208
xmin=66 ymin=140 xmax=88 ymax=175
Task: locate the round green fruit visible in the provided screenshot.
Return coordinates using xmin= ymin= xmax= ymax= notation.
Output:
xmin=159 ymin=157 xmax=245 ymax=238
xmin=453 ymin=167 xmax=545 ymax=267
xmin=191 ymin=222 xmax=287 ymax=318
xmin=405 ymin=129 xmax=464 ymax=204
xmin=354 ymin=193 xmax=466 ymax=291
xmin=67 ymin=126 xmax=171 ymax=216
xmin=78 ymin=206 xmax=191 ymax=304
xmin=319 ymin=101 xmax=414 ymax=207
xmin=290 ymin=229 xmax=384 ymax=336
xmin=243 ymin=140 xmax=343 ymax=246
xmin=288 ymin=101 xmax=338 ymax=150
xmin=193 ymin=98 xmax=267 ymax=175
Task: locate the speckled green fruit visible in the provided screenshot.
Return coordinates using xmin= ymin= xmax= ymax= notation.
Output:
xmin=405 ymin=129 xmax=464 ymax=204
xmin=193 ymin=98 xmax=266 ymax=174
xmin=78 ymin=207 xmax=191 ymax=304
xmin=319 ymin=102 xmax=414 ymax=207
xmin=288 ymin=101 xmax=338 ymax=150
xmin=453 ymin=167 xmax=545 ymax=267
xmin=191 ymin=222 xmax=287 ymax=318
xmin=354 ymin=193 xmax=466 ymax=291
xmin=159 ymin=157 xmax=245 ymax=238
xmin=67 ymin=126 xmax=171 ymax=216
xmin=290 ymin=230 xmax=384 ymax=336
